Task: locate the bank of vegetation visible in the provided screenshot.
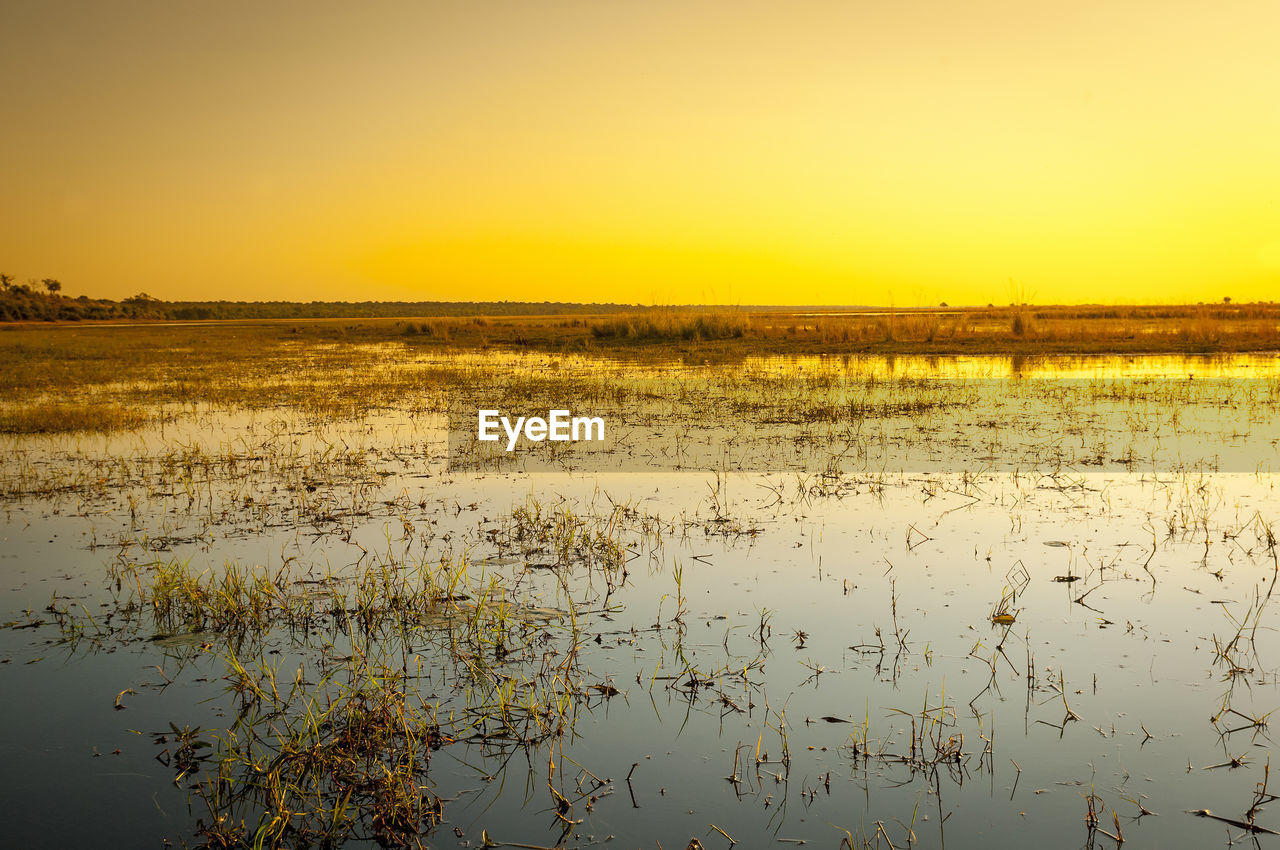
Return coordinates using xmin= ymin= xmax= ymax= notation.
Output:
xmin=3 ymin=274 xmax=1278 ymax=356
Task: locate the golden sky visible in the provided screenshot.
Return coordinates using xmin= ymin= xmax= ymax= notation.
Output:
xmin=2 ymin=1 xmax=1278 ymax=305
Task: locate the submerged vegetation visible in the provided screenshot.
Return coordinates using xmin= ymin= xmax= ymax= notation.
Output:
xmin=3 ymin=324 xmax=1280 ymax=847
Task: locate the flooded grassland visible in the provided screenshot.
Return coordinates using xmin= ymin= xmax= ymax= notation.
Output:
xmin=2 ymin=327 xmax=1280 ymax=849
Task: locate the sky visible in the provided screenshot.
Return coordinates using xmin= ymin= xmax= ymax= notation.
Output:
xmin=1 ymin=0 xmax=1278 ymax=306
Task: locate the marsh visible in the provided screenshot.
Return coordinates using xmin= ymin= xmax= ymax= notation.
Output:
xmin=1 ymin=324 xmax=1279 ymax=848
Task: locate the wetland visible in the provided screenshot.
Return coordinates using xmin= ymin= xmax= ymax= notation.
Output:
xmin=2 ymin=321 xmax=1280 ymax=849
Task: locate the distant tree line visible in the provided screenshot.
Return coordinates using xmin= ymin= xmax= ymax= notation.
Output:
xmin=158 ymin=299 xmax=651 ymax=320
xmin=0 ymin=277 xmax=657 ymax=321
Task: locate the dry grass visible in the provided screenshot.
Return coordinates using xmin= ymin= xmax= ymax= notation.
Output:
xmin=589 ymin=310 xmax=751 ymax=341
xmin=439 ymin=302 xmax=1280 ymax=354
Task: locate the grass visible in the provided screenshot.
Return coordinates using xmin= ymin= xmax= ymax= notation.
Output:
xmin=0 ymin=400 xmax=148 ymax=433
xmin=43 ymin=492 xmax=678 ymax=847
xmin=589 ymin=310 xmax=751 ymax=341
xmin=194 ymin=654 xmax=448 ymax=848
xmin=6 ymin=317 xmax=1280 ymax=847
xmin=0 ymin=301 xmax=1276 ymax=433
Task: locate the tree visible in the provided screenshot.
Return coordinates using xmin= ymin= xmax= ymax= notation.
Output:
xmin=42 ymin=278 xmax=62 ymax=294
xmin=0 ymin=273 xmax=12 ymax=291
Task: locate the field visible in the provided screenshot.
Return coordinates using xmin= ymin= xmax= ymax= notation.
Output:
xmin=3 ymin=315 xmax=1280 ymax=849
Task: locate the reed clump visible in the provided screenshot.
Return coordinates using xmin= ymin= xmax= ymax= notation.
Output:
xmin=195 ymin=657 xmax=446 ymax=849
xmin=590 ymin=310 xmax=751 ymax=341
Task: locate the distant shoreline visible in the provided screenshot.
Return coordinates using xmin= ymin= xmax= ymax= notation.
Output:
xmin=0 ymin=287 xmax=1272 ymax=319
xmin=3 ymin=304 xmax=1279 ymax=358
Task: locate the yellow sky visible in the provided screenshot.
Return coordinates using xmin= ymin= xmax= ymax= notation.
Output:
xmin=2 ymin=1 xmax=1278 ymax=305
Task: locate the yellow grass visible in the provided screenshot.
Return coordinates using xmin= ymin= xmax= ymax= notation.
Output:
xmin=0 ymin=401 xmax=147 ymax=434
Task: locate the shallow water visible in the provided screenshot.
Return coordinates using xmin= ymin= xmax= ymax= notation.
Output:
xmin=3 ymin=353 xmax=1280 ymax=848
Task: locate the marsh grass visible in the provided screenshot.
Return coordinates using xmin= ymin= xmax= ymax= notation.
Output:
xmin=24 ymin=445 xmax=1280 ymax=848
xmin=2 ymin=302 xmax=1278 ymax=420
xmin=590 ymin=310 xmax=752 ymax=341
xmin=192 ymin=655 xmax=447 ymax=849
xmin=0 ymin=400 xmax=148 ymax=433
xmin=2 ymin=307 xmax=1279 ymax=437
xmin=8 ymin=327 xmax=1280 ymax=847
xmin=46 ymin=493 xmax=675 ymax=848
xmin=574 ymin=304 xmax=1280 ymax=353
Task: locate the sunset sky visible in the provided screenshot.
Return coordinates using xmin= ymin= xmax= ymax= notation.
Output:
xmin=2 ymin=1 xmax=1278 ymax=305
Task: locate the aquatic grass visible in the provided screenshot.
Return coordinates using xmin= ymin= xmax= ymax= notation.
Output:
xmin=196 ymin=653 xmax=447 ymax=849
xmin=8 ymin=335 xmax=1280 ymax=847
xmin=0 ymin=400 xmax=148 ymax=433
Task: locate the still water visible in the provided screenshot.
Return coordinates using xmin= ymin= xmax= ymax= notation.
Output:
xmin=2 ymin=354 xmax=1279 ymax=848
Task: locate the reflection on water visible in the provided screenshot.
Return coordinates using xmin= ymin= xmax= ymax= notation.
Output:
xmin=422 ymin=349 xmax=1279 ymax=378
xmin=742 ymin=351 xmax=1278 ymax=379
xmin=443 ymin=352 xmax=1280 ymax=473
xmin=2 ymin=354 xmax=1280 ymax=848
